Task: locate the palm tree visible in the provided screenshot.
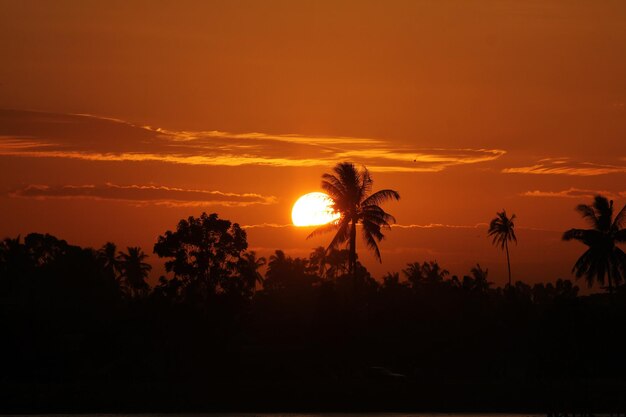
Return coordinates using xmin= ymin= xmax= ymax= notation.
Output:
xmin=97 ymin=242 xmax=119 ymax=281
xmin=468 ymin=263 xmax=492 ymax=293
xmin=325 ymin=248 xmax=350 ymax=279
xmin=238 ymin=251 xmax=266 ymax=294
xmin=308 ymin=246 xmax=327 ymax=277
xmin=562 ymin=195 xmax=626 ymax=293
xmin=488 ymin=210 xmax=517 ymax=287
xmin=117 ymin=247 xmax=151 ymax=298
xmin=309 ymin=162 xmax=400 ymax=276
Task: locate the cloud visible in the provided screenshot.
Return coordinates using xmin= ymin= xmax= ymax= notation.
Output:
xmin=503 ymin=157 xmax=626 ymax=176
xmin=9 ymin=183 xmax=277 ymax=207
xmin=241 ymin=223 xmax=293 ymax=229
xmin=522 ymin=187 xmax=626 ymax=199
xmin=391 ymin=223 xmax=488 ymax=229
xmin=241 ymin=222 xmax=491 ymax=230
xmin=0 ymin=109 xmax=506 ymax=173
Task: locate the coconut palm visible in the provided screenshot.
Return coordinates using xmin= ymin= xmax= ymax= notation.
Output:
xmin=325 ymin=248 xmax=350 ymax=279
xmin=117 ymin=246 xmax=151 ymax=298
xmin=308 ymin=246 xmax=327 ymax=277
xmin=309 ymin=162 xmax=400 ymax=276
xmin=237 ymin=251 xmax=266 ymax=294
xmin=97 ymin=242 xmax=119 ymax=281
xmin=467 ymin=263 xmax=492 ymax=293
xmin=488 ymin=210 xmax=517 ymax=287
xmin=562 ymin=195 xmax=626 ymax=292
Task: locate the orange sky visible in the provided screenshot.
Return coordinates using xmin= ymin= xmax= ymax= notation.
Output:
xmin=1 ymin=1 xmax=625 ymax=288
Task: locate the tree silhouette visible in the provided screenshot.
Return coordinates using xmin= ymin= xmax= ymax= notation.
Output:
xmin=309 ymin=162 xmax=400 ymax=277
xmin=464 ymin=263 xmax=492 ymax=293
xmin=264 ymin=250 xmax=315 ymax=291
xmin=153 ymin=213 xmax=248 ymax=301
xmin=97 ymin=242 xmax=119 ymax=282
xmin=562 ymin=195 xmax=626 ymax=292
xmin=324 ymin=248 xmax=350 ymax=279
xmin=117 ymin=246 xmax=151 ymax=298
xmin=488 ymin=210 xmax=517 ymax=287
xmin=237 ymin=251 xmax=266 ymax=296
xmin=308 ymin=246 xmax=327 ymax=278
xmin=403 ymin=261 xmax=449 ymax=289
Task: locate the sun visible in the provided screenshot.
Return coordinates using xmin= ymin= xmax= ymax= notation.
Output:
xmin=292 ymin=192 xmax=341 ymax=227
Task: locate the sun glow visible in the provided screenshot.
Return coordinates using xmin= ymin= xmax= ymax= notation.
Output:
xmin=292 ymin=192 xmax=340 ymax=227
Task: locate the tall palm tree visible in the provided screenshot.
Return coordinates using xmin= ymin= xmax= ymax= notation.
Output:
xmin=562 ymin=195 xmax=626 ymax=293
xmin=309 ymin=162 xmax=400 ymax=276
xmin=488 ymin=210 xmax=517 ymax=287
xmin=117 ymin=247 xmax=152 ymax=298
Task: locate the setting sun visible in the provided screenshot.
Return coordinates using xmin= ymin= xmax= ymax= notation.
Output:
xmin=291 ymin=192 xmax=340 ymax=227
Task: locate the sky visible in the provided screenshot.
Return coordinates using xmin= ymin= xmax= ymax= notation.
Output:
xmin=1 ymin=0 xmax=625 ymax=289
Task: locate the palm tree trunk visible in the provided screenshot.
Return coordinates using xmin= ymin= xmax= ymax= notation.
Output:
xmin=349 ymin=219 xmax=357 ymax=279
xmin=505 ymin=240 xmax=512 ymax=287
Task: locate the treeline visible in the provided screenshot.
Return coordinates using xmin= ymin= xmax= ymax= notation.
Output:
xmin=2 ymin=212 xmax=626 ymax=412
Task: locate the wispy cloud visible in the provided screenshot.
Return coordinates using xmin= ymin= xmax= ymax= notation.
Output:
xmin=0 ymin=110 xmax=506 ymax=173
xmin=241 ymin=223 xmax=293 ymax=229
xmin=391 ymin=223 xmax=488 ymax=229
xmin=503 ymin=157 xmax=626 ymax=176
xmin=522 ymin=187 xmax=626 ymax=199
xmin=9 ymin=183 xmax=277 ymax=207
xmin=241 ymin=222 xmax=490 ymax=230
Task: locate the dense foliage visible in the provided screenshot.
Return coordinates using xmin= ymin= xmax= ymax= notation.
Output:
xmin=2 ymin=213 xmax=626 ymax=412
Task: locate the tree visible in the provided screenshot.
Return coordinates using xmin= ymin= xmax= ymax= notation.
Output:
xmin=308 ymin=246 xmax=327 ymax=278
xmin=309 ymin=162 xmax=400 ymax=276
xmin=264 ymin=250 xmax=314 ymax=292
xmin=402 ymin=261 xmax=449 ymax=289
xmin=117 ymin=246 xmax=151 ymax=298
xmin=236 ymin=251 xmax=266 ymax=297
xmin=324 ymin=248 xmax=350 ymax=279
xmin=488 ymin=210 xmax=517 ymax=287
xmin=97 ymin=242 xmax=119 ymax=282
xmin=153 ymin=212 xmax=248 ymax=301
xmin=562 ymin=195 xmax=626 ymax=292
xmin=463 ymin=264 xmax=492 ymax=293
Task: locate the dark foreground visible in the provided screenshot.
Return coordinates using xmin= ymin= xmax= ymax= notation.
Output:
xmin=2 ymin=379 xmax=626 ymax=413
xmin=3 ymin=230 xmax=626 ymax=413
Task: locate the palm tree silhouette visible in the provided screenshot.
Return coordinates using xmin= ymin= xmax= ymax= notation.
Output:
xmin=309 ymin=162 xmax=400 ymax=276
xmin=308 ymin=246 xmax=327 ymax=278
xmin=468 ymin=263 xmax=492 ymax=293
xmin=488 ymin=210 xmax=517 ymax=287
xmin=117 ymin=247 xmax=151 ymax=298
xmin=562 ymin=195 xmax=626 ymax=293
xmin=97 ymin=242 xmax=119 ymax=281
xmin=238 ymin=251 xmax=266 ymax=294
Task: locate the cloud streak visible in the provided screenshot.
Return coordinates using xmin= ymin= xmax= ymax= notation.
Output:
xmin=0 ymin=110 xmax=506 ymax=173
xmin=503 ymin=158 xmax=626 ymax=176
xmin=9 ymin=183 xmax=277 ymax=207
xmin=522 ymin=187 xmax=626 ymax=199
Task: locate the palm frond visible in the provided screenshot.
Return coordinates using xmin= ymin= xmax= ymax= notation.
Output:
xmin=562 ymin=228 xmax=602 ymax=246
xmin=612 ymin=203 xmax=626 ymax=230
xmin=307 ymin=220 xmax=341 ymax=239
xmin=362 ymin=189 xmax=400 ymax=207
xmin=325 ymin=217 xmax=351 ymax=250
xmin=362 ymin=222 xmax=382 ymax=262
xmin=576 ymin=203 xmax=600 ymax=229
xmin=359 ymin=165 xmax=373 ymax=201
